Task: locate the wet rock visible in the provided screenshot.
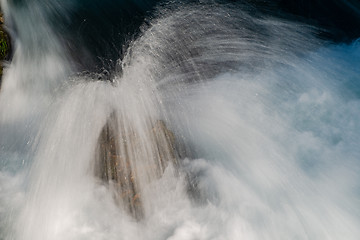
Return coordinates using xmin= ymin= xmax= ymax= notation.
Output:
xmin=151 ymin=119 xmax=179 ymax=171
xmin=0 ymin=10 xmax=11 ymax=84
xmin=95 ymin=113 xmax=180 ymax=220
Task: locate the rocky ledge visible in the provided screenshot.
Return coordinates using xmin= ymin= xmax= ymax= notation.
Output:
xmin=0 ymin=10 xmax=11 ymax=84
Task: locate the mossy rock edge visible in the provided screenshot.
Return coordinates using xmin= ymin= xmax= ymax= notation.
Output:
xmin=0 ymin=11 xmax=11 ymax=83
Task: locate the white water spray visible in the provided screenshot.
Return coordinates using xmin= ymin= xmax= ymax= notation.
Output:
xmin=0 ymin=1 xmax=359 ymax=240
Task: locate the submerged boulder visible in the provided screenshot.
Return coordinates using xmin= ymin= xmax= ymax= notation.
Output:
xmin=95 ymin=113 xmax=180 ymax=220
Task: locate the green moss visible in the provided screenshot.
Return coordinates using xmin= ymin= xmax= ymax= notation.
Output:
xmin=0 ymin=31 xmax=9 ymax=60
xmin=0 ymin=22 xmax=10 ymax=81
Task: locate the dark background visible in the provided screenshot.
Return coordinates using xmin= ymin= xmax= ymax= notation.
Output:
xmin=57 ymin=0 xmax=360 ymax=71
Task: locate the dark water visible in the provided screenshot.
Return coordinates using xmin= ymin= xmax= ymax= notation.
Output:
xmin=8 ymin=0 xmax=357 ymax=71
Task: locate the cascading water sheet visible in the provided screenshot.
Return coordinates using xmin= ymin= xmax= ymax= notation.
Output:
xmin=0 ymin=1 xmax=359 ymax=240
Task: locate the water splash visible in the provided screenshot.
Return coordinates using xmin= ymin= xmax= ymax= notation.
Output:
xmin=0 ymin=1 xmax=359 ymax=240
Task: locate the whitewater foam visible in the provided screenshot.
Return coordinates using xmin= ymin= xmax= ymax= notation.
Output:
xmin=0 ymin=1 xmax=359 ymax=239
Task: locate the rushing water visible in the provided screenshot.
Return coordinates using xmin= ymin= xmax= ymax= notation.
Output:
xmin=0 ymin=0 xmax=360 ymax=239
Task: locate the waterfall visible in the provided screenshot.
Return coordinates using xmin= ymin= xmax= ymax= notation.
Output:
xmin=0 ymin=1 xmax=359 ymax=239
